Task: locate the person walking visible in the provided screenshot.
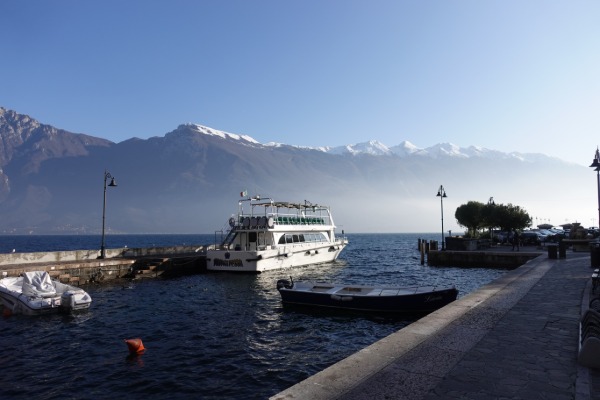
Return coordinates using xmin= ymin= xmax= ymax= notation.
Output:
xmin=512 ymin=229 xmax=520 ymax=251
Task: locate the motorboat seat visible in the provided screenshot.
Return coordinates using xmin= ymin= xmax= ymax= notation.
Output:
xmin=21 ymin=271 xmax=57 ymax=298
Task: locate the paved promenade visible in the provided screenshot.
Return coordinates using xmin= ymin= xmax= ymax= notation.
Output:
xmin=271 ymin=250 xmax=600 ymax=400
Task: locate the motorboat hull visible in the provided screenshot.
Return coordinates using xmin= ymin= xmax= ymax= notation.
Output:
xmin=207 ymin=242 xmax=346 ymax=273
xmin=0 ymin=290 xmax=62 ymax=316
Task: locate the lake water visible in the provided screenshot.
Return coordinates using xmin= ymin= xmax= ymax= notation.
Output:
xmin=0 ymin=233 xmax=506 ymax=399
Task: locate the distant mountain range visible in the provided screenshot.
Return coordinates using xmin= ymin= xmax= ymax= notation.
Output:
xmin=0 ymin=107 xmax=592 ymax=235
xmin=197 ymin=121 xmax=558 ymax=162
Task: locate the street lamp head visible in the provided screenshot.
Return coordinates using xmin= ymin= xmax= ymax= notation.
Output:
xmin=436 ymin=185 xmax=446 ymax=197
xmin=108 ymin=177 xmax=117 ymax=187
xmin=590 ymin=147 xmax=600 ymax=169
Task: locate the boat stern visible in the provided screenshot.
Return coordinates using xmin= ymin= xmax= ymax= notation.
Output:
xmin=60 ymin=289 xmax=92 ymax=311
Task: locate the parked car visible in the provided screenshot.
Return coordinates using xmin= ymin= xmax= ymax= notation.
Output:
xmin=493 ymin=231 xmax=509 ymax=244
xmin=549 ymin=229 xmax=567 ymax=240
xmin=520 ymin=231 xmax=543 ymax=245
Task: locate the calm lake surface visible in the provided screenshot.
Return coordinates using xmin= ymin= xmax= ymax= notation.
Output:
xmin=0 ymin=233 xmax=506 ymax=399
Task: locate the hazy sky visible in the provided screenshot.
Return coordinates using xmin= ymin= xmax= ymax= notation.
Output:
xmin=2 ymin=1 xmax=599 ymax=166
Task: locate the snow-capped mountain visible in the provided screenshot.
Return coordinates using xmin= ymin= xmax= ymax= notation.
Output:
xmin=186 ymin=122 xmax=551 ymax=163
xmin=326 ymin=140 xmax=391 ymax=156
xmin=389 ymin=141 xmax=428 ymax=157
xmin=0 ymin=107 xmax=587 ymax=234
xmin=181 ymin=123 xmax=259 ymax=144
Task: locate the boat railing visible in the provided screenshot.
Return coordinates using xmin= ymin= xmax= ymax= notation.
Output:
xmin=273 ymin=215 xmax=329 ymax=225
xmin=233 ymin=214 xmax=332 ymax=229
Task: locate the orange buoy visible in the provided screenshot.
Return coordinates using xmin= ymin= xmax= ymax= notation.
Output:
xmin=124 ymin=338 xmax=145 ymax=354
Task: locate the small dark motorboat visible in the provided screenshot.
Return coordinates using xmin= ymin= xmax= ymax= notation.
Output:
xmin=276 ymin=278 xmax=458 ymax=314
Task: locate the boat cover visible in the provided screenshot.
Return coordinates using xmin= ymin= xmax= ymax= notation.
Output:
xmin=21 ymin=271 xmax=56 ymax=298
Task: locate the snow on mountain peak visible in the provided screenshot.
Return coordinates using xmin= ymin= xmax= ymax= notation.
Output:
xmin=327 ymin=140 xmax=391 ymax=155
xmin=186 ymin=123 xmax=259 ymax=144
xmin=425 ymin=142 xmax=466 ymax=158
xmin=179 ymin=122 xmax=554 ymax=163
xmin=390 ymin=141 xmax=427 ymax=156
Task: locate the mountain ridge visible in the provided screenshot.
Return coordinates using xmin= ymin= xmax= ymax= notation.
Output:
xmin=0 ymin=107 xmax=590 ymax=235
xmin=176 ymin=121 xmax=567 ymax=164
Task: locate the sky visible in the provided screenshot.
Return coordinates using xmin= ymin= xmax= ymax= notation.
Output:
xmin=1 ymin=1 xmax=600 ymax=166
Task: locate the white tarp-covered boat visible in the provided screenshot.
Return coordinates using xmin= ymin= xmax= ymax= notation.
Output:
xmin=0 ymin=271 xmax=92 ymax=315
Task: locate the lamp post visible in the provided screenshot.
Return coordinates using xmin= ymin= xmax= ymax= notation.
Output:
xmin=488 ymin=197 xmax=495 ymax=242
xmin=100 ymin=170 xmax=117 ymax=259
xmin=590 ymin=148 xmax=600 ymax=230
xmin=436 ymin=185 xmax=447 ymax=250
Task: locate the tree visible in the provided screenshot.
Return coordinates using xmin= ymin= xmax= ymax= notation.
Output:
xmin=455 ymin=201 xmax=485 ymax=237
xmin=455 ymin=201 xmax=532 ymax=237
xmin=494 ymin=203 xmax=532 ymax=232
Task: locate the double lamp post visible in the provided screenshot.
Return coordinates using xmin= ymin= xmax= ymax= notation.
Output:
xmin=436 ymin=185 xmax=447 ymax=250
xmin=590 ymin=148 xmax=600 ymax=230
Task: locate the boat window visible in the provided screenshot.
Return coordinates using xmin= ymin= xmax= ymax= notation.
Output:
xmin=298 ymin=234 xmax=305 ymax=242
xmin=286 ymin=235 xmax=293 ymax=243
xmin=292 ymin=234 xmax=299 ymax=243
xmin=249 ymin=232 xmax=257 ymax=243
xmin=278 ymin=235 xmax=286 ymax=245
xmin=307 ymin=233 xmax=315 ymax=242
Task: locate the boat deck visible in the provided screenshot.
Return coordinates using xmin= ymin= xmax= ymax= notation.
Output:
xmin=294 ymin=283 xmax=446 ymax=297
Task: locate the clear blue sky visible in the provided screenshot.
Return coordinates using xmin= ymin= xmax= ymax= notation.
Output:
xmin=2 ymin=1 xmax=599 ymax=165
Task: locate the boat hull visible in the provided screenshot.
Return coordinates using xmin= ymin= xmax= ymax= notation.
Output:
xmin=277 ymin=282 xmax=458 ymax=314
xmin=207 ymin=242 xmax=346 ymax=272
xmin=0 ymin=291 xmax=61 ymax=315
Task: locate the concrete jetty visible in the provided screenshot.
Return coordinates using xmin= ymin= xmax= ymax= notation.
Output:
xmin=0 ymin=245 xmax=207 ymax=284
xmin=271 ymin=248 xmax=600 ymax=400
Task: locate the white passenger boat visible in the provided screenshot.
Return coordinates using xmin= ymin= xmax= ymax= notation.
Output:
xmin=0 ymin=271 xmax=92 ymax=315
xmin=206 ymin=196 xmax=348 ymax=272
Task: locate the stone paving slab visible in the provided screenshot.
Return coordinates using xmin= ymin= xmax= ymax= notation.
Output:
xmin=271 ymin=252 xmax=600 ymax=400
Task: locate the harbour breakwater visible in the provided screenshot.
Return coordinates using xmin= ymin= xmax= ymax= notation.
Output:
xmin=0 ymin=245 xmax=207 ymax=284
xmin=427 ymin=248 xmax=542 ymax=268
xmin=418 ymin=237 xmax=544 ymax=268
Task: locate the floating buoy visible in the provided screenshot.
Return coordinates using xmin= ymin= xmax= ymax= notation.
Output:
xmin=124 ymin=338 xmax=145 ymax=354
